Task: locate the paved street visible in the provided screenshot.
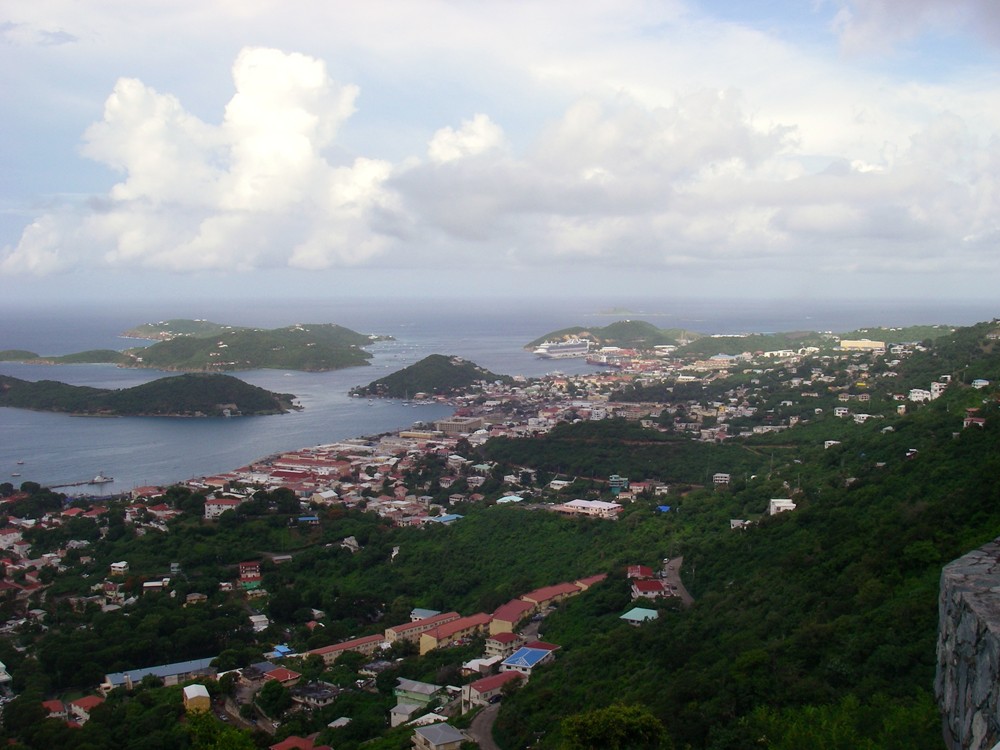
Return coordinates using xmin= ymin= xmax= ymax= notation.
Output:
xmin=467 ymin=702 xmax=501 ymax=750
xmin=662 ymin=555 xmax=694 ymax=606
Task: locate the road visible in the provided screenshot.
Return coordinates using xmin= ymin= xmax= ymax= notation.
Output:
xmin=467 ymin=702 xmax=501 ymax=750
xmin=662 ymin=555 xmax=694 ymax=606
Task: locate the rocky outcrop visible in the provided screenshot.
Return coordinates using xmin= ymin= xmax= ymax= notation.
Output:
xmin=936 ymin=539 xmax=1000 ymax=749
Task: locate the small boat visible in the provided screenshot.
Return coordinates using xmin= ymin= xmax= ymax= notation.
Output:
xmin=10 ymin=473 xmax=20 ymax=477
xmin=16 ymin=460 xmax=24 ymax=465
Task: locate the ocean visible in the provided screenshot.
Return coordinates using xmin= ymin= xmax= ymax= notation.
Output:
xmin=1 ymin=296 xmax=996 ymax=496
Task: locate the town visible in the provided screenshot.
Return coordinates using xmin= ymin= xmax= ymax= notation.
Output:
xmin=0 ymin=320 xmax=994 ymax=749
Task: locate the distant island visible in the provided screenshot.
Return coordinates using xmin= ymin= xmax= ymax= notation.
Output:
xmin=0 ymin=319 xmax=390 ymax=373
xmin=527 ymin=319 xmax=701 ymax=351
xmin=527 ymin=320 xmax=958 ymax=356
xmin=351 ymin=354 xmax=512 ymax=399
xmin=0 ymin=373 xmax=296 ymax=417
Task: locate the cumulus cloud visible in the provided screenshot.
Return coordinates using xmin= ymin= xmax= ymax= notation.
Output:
xmin=4 ymin=38 xmax=1000 ymax=286
xmin=428 ymin=114 xmax=505 ymax=163
xmin=1 ymin=47 xmax=395 ymax=275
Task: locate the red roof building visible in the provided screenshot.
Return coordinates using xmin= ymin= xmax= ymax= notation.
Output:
xmin=627 ymin=565 xmax=654 ymax=579
xmin=269 ymin=734 xmax=332 ymax=750
xmin=264 ymin=667 xmax=302 ymax=686
xmin=490 ymin=599 xmax=534 ymax=635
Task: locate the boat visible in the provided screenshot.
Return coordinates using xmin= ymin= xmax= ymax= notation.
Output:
xmin=91 ymin=473 xmax=114 ymax=484
xmin=533 ymin=338 xmax=591 ymax=359
xmin=10 ymin=473 xmax=20 ymax=477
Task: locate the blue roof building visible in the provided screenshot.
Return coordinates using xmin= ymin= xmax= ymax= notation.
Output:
xmin=500 ymin=647 xmax=554 ymax=677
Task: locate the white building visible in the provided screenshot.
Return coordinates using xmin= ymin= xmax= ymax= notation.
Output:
xmin=769 ymin=499 xmax=796 ymax=515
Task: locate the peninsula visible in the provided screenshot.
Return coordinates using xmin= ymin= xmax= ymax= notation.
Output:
xmin=0 ymin=372 xmax=296 ymax=417
xmin=1 ymin=320 xmax=387 ymax=373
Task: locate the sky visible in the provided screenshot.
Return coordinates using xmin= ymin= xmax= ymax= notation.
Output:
xmin=2 ymin=0 xmax=1000 ymax=306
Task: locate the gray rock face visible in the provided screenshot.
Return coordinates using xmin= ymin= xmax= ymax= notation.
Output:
xmin=936 ymin=539 xmax=1000 ymax=749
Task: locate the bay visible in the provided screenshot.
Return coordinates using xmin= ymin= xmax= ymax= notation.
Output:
xmin=1 ymin=296 xmax=996 ymax=496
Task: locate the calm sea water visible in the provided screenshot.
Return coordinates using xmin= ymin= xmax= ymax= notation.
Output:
xmin=1 ymin=296 xmax=996 ymax=495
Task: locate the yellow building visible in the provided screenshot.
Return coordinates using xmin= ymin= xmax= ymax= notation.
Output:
xmin=840 ymin=339 xmax=885 ymax=350
xmin=182 ymin=684 xmax=210 ymax=713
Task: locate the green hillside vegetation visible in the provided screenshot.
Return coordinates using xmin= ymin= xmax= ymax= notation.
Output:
xmin=0 ymin=350 xmax=130 ymax=365
xmin=840 ymin=324 xmax=956 ymax=343
xmin=483 ymin=419 xmax=767 ymax=484
xmin=0 ymin=350 xmax=39 ymax=361
xmin=527 ymin=319 xmax=699 ymax=349
xmin=126 ymin=323 xmax=373 ymax=372
xmin=120 ymin=318 xmax=241 ymax=340
xmin=351 ymin=354 xmax=512 ymax=398
xmin=0 ymin=373 xmax=295 ymax=416
xmin=39 ymin=350 xmax=129 ymax=365
xmin=8 ymin=321 xmax=1000 ymax=749
xmin=675 ymin=330 xmax=832 ymax=357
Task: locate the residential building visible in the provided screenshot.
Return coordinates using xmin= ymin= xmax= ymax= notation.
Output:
xmin=489 ymin=600 xmax=533 ymax=635
xmin=630 ymin=579 xmax=669 ymax=600
xmin=69 ymin=695 xmax=105 ymax=724
xmin=485 ymin=631 xmax=523 ymax=659
xmin=394 ymin=677 xmax=443 ymax=706
xmin=305 ymin=634 xmax=385 ymax=667
xmin=551 ymin=499 xmax=622 ymax=519
xmin=386 ymin=612 xmax=460 ymax=644
xmin=461 ymin=671 xmax=522 ymax=711
xmin=182 ymin=684 xmax=211 ymax=712
xmin=102 ymin=657 xmax=217 ymax=692
xmin=269 ymin=735 xmax=332 ymax=750
xmin=419 ymin=613 xmax=491 ymax=655
xmin=520 ymin=582 xmax=583 ymax=613
xmin=204 ymin=497 xmax=242 ymax=520
xmin=109 ymin=561 xmax=129 ymax=576
xmin=620 ymin=607 xmax=659 ymax=626
xmin=500 ymin=647 xmax=555 ymax=677
xmin=769 ymin=499 xmax=797 ymax=515
xmin=412 ymin=723 xmax=466 ymax=750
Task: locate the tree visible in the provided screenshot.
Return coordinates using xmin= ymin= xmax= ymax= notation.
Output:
xmin=256 ymin=679 xmax=292 ymax=718
xmin=560 ymin=703 xmax=670 ymax=750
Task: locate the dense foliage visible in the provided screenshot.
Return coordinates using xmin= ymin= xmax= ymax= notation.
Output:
xmin=351 ymin=354 xmax=512 ymax=398
xmin=128 ymin=323 xmax=373 ymax=372
xmin=526 ymin=320 xmax=696 ymax=349
xmin=121 ymin=318 xmax=240 ymax=339
xmin=0 ymin=373 xmax=295 ymax=416
xmin=6 ymin=319 xmax=1000 ymax=748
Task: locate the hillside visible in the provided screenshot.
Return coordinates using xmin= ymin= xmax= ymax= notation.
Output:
xmin=0 ymin=373 xmax=295 ymax=416
xmin=351 ymin=354 xmax=511 ymax=398
xmin=1 ymin=321 xmax=379 ymax=372
xmin=120 ymin=319 xmax=241 ymax=340
xmin=527 ymin=319 xmax=700 ymax=349
xmin=124 ymin=323 xmax=374 ymax=372
xmin=7 ymin=320 xmax=1000 ymax=750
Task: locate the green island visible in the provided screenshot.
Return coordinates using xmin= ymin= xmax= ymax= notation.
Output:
xmin=0 ymin=373 xmax=296 ymax=416
xmin=2 ymin=319 xmax=1000 ymax=749
xmin=350 ymin=353 xmax=513 ymax=399
xmin=1 ymin=320 xmax=386 ymax=372
xmin=527 ymin=319 xmax=698 ymax=349
xmin=527 ymin=320 xmax=958 ymax=355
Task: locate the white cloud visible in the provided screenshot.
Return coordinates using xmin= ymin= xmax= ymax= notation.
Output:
xmin=832 ymin=0 xmax=1000 ymax=53
xmin=428 ymin=114 xmax=505 ymax=163
xmin=1 ymin=47 xmax=394 ymax=275
xmin=3 ymin=3 xmax=1000 ymax=298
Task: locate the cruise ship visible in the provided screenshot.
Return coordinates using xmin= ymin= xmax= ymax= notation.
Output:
xmin=533 ymin=338 xmax=591 ymax=359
